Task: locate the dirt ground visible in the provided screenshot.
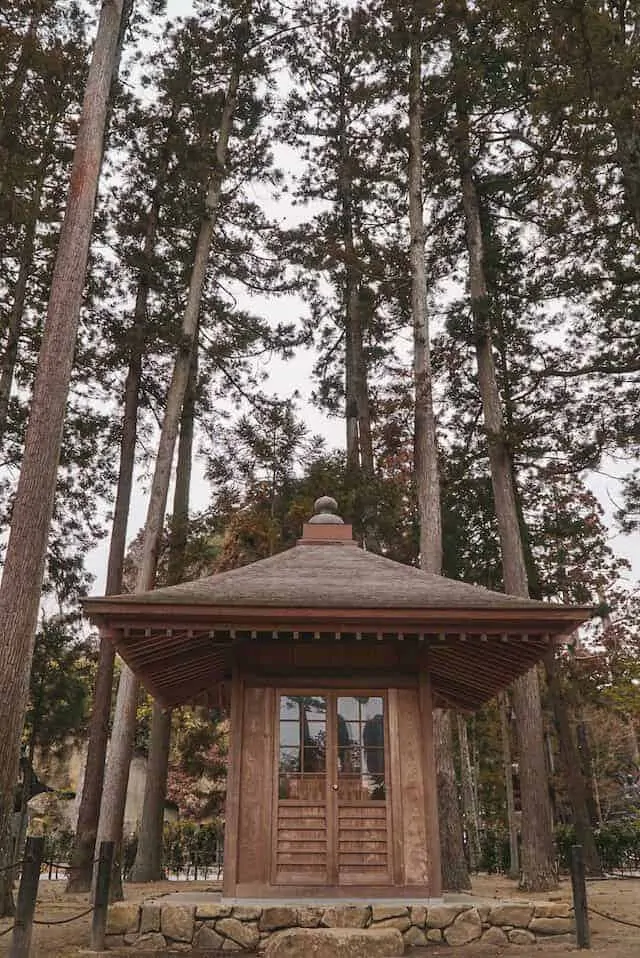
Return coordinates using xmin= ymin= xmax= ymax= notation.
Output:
xmin=0 ymin=873 xmax=638 ymax=957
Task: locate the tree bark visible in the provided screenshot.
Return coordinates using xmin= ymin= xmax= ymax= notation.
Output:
xmin=434 ymin=709 xmax=471 ymax=891
xmin=408 ymin=22 xmax=468 ymax=890
xmin=93 ymin=19 xmax=248 ymax=901
xmin=499 ymin=692 xmax=519 ymax=879
xmin=544 ymin=651 xmax=602 ymax=875
xmin=457 ymin=712 xmax=481 ymax=872
xmin=0 ymin=123 xmax=53 ymax=436
xmin=455 ymin=95 xmax=557 ymax=890
xmin=129 ymin=342 xmax=197 ymax=882
xmin=0 ymin=0 xmax=128 ymax=918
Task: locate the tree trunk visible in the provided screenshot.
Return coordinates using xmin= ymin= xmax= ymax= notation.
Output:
xmin=67 ymin=122 xmax=169 ymax=894
xmin=434 ymin=709 xmax=471 ymax=891
xmin=455 ymin=97 xmax=557 ymax=891
xmin=544 ymin=651 xmax=602 ymax=875
xmin=409 ymin=29 xmax=442 ymax=575
xmin=0 ymin=129 xmax=52 ymax=436
xmin=457 ymin=712 xmax=481 ymax=872
xmin=0 ymin=4 xmax=47 ymax=200
xmin=0 ymin=0 xmax=128 ymax=918
xmin=93 ymin=23 xmax=247 ymax=901
xmin=499 ymin=692 xmax=519 ymax=879
xmin=129 ymin=343 xmax=197 ymax=882
xmin=408 ymin=23 xmax=468 ymax=891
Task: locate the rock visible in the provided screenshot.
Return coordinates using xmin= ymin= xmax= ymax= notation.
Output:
xmin=297 ymin=906 xmax=324 ymax=927
xmin=105 ymin=934 xmax=125 ymax=949
xmin=321 ymin=906 xmax=370 ymax=928
xmin=508 ymin=928 xmax=536 ymax=944
xmin=533 ymin=902 xmax=572 ymax=919
xmin=217 ymin=917 xmax=261 ymax=949
xmin=489 ymin=903 xmax=534 ymax=928
xmin=194 ymin=924 xmax=225 ymax=950
xmin=477 ymin=904 xmax=491 ymax=922
xmin=233 ymin=904 xmax=262 ymax=921
xmin=482 ymin=926 xmax=508 ymax=945
xmin=529 ymin=916 xmax=574 ymax=935
xmin=172 ymin=943 xmax=193 ymax=953
xmin=160 ymin=904 xmax=195 ymax=942
xmin=140 ymin=904 xmax=161 ymax=934
xmin=371 ymin=905 xmax=409 ymax=922
xmin=124 ymin=933 xmax=139 ymax=945
xmin=374 ymin=916 xmax=411 ymax=932
xmin=196 ymin=901 xmax=232 ymax=919
xmin=265 ymin=927 xmax=404 ymax=958
xmin=426 ymin=928 xmax=443 ymax=942
xmin=410 ymin=905 xmax=427 ymax=928
xmin=260 ymin=906 xmax=298 ymax=931
xmin=404 ymin=925 xmax=427 ymax=946
xmin=444 ymin=908 xmax=482 ymax=946
xmin=106 ymin=903 xmax=140 ymax=935
xmin=426 ymin=904 xmax=464 ymax=928
xmin=136 ymin=932 xmax=167 ymax=950
xmin=222 ymin=940 xmax=243 ymax=952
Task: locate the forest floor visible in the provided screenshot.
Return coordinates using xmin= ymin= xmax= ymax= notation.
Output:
xmin=0 ymin=873 xmax=638 ymax=956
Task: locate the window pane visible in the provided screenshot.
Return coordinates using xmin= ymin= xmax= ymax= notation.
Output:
xmin=280 ymin=722 xmax=300 ymax=748
xmin=279 ymin=747 xmax=300 ymax=773
xmin=303 ymin=745 xmax=325 ymax=773
xmin=361 ymin=697 xmax=383 ymax=720
xmin=337 ymin=718 xmax=359 ymax=748
xmin=304 ymin=720 xmax=326 ymax=749
xmin=363 ymin=713 xmax=384 ymax=749
xmin=280 ymin=696 xmax=300 ymax=718
xmin=337 ymin=696 xmax=359 ymax=721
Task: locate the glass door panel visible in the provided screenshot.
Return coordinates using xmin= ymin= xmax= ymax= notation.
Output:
xmin=336 ymin=695 xmax=385 ymax=801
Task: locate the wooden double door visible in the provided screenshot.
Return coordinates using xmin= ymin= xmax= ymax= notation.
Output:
xmin=273 ymin=690 xmax=392 ymax=886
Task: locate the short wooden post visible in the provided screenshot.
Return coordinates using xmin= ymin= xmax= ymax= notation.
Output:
xmin=91 ymin=841 xmax=115 ymax=952
xmin=10 ymin=834 xmax=44 ymax=958
xmin=570 ymin=844 xmax=591 ymax=949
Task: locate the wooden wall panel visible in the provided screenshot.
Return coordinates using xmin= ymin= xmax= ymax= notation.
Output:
xmin=396 ymin=688 xmax=429 ymax=886
xmin=236 ymin=684 xmax=274 ymax=885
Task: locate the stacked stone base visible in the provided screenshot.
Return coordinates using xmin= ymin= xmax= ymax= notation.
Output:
xmin=105 ymin=899 xmax=575 ymax=953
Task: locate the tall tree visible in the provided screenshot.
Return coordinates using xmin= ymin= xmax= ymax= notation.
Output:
xmin=0 ymin=0 xmax=129 ymax=917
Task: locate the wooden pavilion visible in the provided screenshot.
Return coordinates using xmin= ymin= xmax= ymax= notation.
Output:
xmin=84 ymin=497 xmax=591 ymax=900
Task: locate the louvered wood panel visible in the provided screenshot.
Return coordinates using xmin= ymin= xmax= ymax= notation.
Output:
xmin=275 ymin=803 xmax=328 ymax=884
xmin=337 ymin=802 xmax=390 ymax=884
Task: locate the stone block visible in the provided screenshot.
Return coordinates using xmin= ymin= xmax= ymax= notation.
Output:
xmin=482 ymin=925 xmax=508 ymax=945
xmin=194 ymin=923 xmax=225 ymax=950
xmin=196 ymin=901 xmax=232 ymax=919
xmin=222 ymin=940 xmax=243 ymax=952
xmin=104 ymin=934 xmax=125 ymax=949
xmin=533 ymin=902 xmax=572 ymax=919
xmin=106 ymin=903 xmax=140 ymax=935
xmin=217 ymin=917 xmax=261 ymax=949
xmin=140 ymin=904 xmax=161 ymax=934
xmin=371 ymin=905 xmax=409 ymax=922
xmin=321 ymin=905 xmax=370 ymax=928
xmin=444 ymin=908 xmax=482 ymax=946
xmin=476 ymin=904 xmax=491 ymax=922
xmin=410 ymin=905 xmax=427 ymax=928
xmin=136 ymin=932 xmax=167 ymax=950
xmin=160 ymin=904 xmax=195 ymax=942
xmin=259 ymin=906 xmax=298 ymax=931
xmin=172 ymin=943 xmax=193 ymax=953
xmin=374 ymin=916 xmax=411 ymax=932
xmin=232 ymin=904 xmax=262 ymax=921
xmin=426 ymin=928 xmax=443 ymax=942
xmin=426 ymin=904 xmax=465 ymax=928
xmin=489 ymin=903 xmax=534 ymax=927
xmin=529 ymin=916 xmax=574 ymax=935
xmin=404 ymin=925 xmax=427 ymax=947
xmin=508 ymin=928 xmax=536 ymax=944
xmin=265 ymin=927 xmax=404 ymax=958
xmin=297 ymin=906 xmax=324 ymax=927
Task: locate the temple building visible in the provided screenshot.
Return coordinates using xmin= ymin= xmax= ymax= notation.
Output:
xmin=84 ymin=497 xmax=591 ymax=900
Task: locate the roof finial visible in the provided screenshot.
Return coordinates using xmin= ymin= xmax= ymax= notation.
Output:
xmin=308 ymin=495 xmax=344 ymax=525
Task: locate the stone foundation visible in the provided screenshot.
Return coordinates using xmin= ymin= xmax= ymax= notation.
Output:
xmin=105 ymin=898 xmax=575 ymax=952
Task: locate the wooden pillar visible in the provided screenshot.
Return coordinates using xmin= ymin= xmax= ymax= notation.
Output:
xmin=419 ymin=665 xmax=442 ymax=897
xmin=222 ymin=666 xmax=243 ymax=897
